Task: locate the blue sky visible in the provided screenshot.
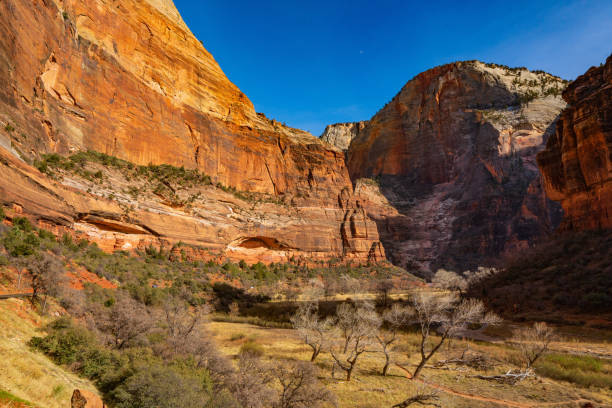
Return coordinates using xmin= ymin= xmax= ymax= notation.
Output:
xmin=174 ymin=0 xmax=612 ymax=135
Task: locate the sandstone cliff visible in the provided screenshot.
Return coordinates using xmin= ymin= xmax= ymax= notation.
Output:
xmin=0 ymin=0 xmax=340 ymax=194
xmin=347 ymin=61 xmax=567 ymax=272
xmin=537 ymin=54 xmax=612 ymax=230
xmin=0 ymin=0 xmax=384 ymax=264
xmin=320 ymin=121 xmax=368 ymax=151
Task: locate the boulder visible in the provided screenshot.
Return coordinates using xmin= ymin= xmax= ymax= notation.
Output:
xmin=71 ymin=389 xmax=104 ymax=408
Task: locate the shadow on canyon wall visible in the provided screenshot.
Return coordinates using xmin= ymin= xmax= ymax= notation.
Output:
xmin=350 ymin=113 xmax=563 ymax=277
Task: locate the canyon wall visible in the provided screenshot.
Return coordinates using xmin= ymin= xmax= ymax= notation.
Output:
xmin=537 ymin=54 xmax=612 ymax=230
xmin=1 ymin=0 xmax=597 ymax=271
xmin=320 ymin=121 xmax=368 ymax=151
xmin=347 ymin=61 xmax=566 ymax=273
xmin=0 ymin=0 xmax=384 ymax=264
xmin=0 ymin=0 xmax=344 ymax=195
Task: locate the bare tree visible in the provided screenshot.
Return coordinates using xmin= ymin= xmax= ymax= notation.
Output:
xmin=512 ymin=322 xmax=555 ymax=370
xmin=228 ymin=301 xmax=240 ymax=317
xmin=377 ymin=303 xmax=412 ymax=376
xmin=408 ymin=292 xmax=499 ymax=379
xmin=230 ymin=350 xmax=276 ymax=408
xmin=26 ymin=253 xmax=66 ymax=314
xmin=323 ymin=278 xmax=340 ymax=299
xmin=339 ymin=274 xmax=360 ymax=295
xmin=376 ymin=279 xmax=395 ymax=307
xmin=464 ymin=266 xmax=499 ymax=287
xmin=272 ymin=361 xmax=336 ymax=408
xmin=96 ymin=294 xmax=153 ymax=349
xmin=16 ymin=267 xmax=25 ymax=290
xmin=156 ymin=297 xmax=235 ymax=390
xmin=291 ymin=301 xmax=333 ymax=362
xmin=152 ymin=296 xmax=237 ymax=395
xmin=282 ymin=286 xmax=300 ymax=301
xmin=431 ymin=269 xmax=467 ymax=295
xmin=330 ymin=301 xmax=381 ymax=381
xmin=161 ymin=297 xmax=209 ymax=355
xmin=392 ymin=382 xmax=441 ymax=408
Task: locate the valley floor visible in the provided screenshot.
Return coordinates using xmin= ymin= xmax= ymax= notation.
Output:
xmin=209 ymin=321 xmax=612 ymax=408
xmin=1 ymin=294 xmax=611 ymax=408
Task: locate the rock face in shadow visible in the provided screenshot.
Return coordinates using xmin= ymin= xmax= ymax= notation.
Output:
xmin=347 ymin=61 xmax=566 ymax=273
xmin=0 ymin=0 xmax=384 ymax=264
xmin=537 ymin=54 xmax=612 ymax=231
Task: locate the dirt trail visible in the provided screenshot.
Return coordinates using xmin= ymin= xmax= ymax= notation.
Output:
xmin=394 ymin=364 xmax=595 ymax=408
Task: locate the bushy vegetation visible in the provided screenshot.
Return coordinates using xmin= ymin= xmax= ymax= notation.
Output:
xmin=0 ymin=218 xmax=339 ymax=407
xmin=469 ymin=230 xmax=612 ymax=322
xmin=34 ymin=150 xmax=287 ymax=206
xmin=1 ymin=216 xmax=609 ymax=406
xmin=29 ymin=317 xmax=220 ymax=407
xmin=35 ymin=151 xmax=212 ymax=188
xmin=0 ymin=215 xmax=409 ymax=314
xmin=3 ymin=217 xmax=41 ymax=257
xmin=517 ymin=89 xmax=540 ymax=105
xmin=535 ymin=353 xmax=612 ymax=389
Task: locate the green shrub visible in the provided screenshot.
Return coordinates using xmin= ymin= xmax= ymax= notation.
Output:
xmin=77 ymin=346 xmax=124 ymax=381
xmin=535 ymin=353 xmax=612 ymax=388
xmin=13 ymin=217 xmax=34 ymax=232
xmin=518 ymin=89 xmax=539 ymax=105
xmin=3 ymin=226 xmax=40 ymax=257
xmin=29 ymin=317 xmax=98 ymax=365
xmin=0 ymin=207 xmax=4 ymax=221
xmin=51 ymin=385 xmax=64 ymax=397
xmin=38 ymin=228 xmax=56 ymax=241
xmin=0 ymin=389 xmax=35 ymax=406
xmin=35 ymin=160 xmax=49 ymax=174
xmin=110 ymin=363 xmax=213 ymax=408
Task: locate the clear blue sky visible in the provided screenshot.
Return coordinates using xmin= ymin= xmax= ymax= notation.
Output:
xmin=174 ymin=0 xmax=612 ymax=135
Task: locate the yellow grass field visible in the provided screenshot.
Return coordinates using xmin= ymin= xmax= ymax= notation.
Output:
xmin=0 ymin=299 xmax=99 ymax=408
xmin=209 ymin=321 xmax=612 ymax=408
xmin=1 ymin=295 xmax=610 ymax=408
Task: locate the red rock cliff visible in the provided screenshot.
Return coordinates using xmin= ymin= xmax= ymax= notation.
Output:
xmin=537 ymin=54 xmax=612 ymax=230
xmin=0 ymin=0 xmax=384 ymax=264
xmin=347 ymin=61 xmax=566 ymax=272
xmin=0 ymin=0 xmax=347 ymax=195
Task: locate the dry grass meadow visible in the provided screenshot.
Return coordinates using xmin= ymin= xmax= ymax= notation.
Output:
xmin=1 ymin=294 xmax=611 ymax=408
xmin=0 ymin=299 xmax=99 ymax=408
xmin=209 ymin=320 xmax=612 ymax=408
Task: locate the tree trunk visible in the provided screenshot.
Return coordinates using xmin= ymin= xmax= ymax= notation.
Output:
xmin=412 ymin=357 xmax=427 ymax=379
xmin=346 ymin=366 xmax=353 ymax=381
xmin=41 ymin=295 xmax=48 ymax=315
xmin=382 ymin=353 xmax=390 ymax=376
xmin=412 ymin=336 xmax=446 ymax=379
xmin=310 ymin=347 xmax=320 ymax=362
